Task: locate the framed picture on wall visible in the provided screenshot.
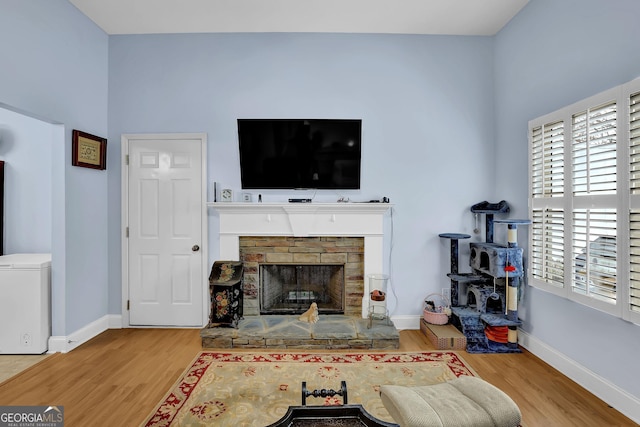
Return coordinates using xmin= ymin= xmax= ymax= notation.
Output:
xmin=72 ymin=129 xmax=107 ymax=170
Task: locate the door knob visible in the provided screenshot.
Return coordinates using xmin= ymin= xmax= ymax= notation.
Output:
xmin=192 ymin=245 xmax=200 ymax=252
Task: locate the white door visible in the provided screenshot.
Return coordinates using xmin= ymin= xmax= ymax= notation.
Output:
xmin=123 ymin=134 xmax=207 ymax=326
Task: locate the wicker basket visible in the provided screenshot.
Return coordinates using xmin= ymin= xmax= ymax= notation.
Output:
xmin=423 ymin=293 xmax=451 ymax=325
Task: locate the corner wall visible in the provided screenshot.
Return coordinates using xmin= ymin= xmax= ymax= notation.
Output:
xmin=0 ymin=0 xmax=109 ymax=337
xmin=494 ymin=0 xmax=640 ymax=420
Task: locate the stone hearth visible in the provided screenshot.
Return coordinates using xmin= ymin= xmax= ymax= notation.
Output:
xmin=201 ymin=315 xmax=399 ymax=350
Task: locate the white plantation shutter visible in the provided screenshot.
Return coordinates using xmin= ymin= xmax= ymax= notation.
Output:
xmin=530 ymin=78 xmax=640 ymax=321
xmin=572 ymin=209 xmax=616 ymax=303
xmin=629 ymin=211 xmax=640 ymax=313
xmin=569 ymin=101 xmax=618 ymax=305
xmin=529 ymin=84 xmax=625 ymax=315
xmin=629 ymin=90 xmax=640 ymax=194
xmin=531 ymin=208 xmax=565 ymax=287
xmin=629 ymin=90 xmax=640 ymax=316
xmin=572 ymin=102 xmax=617 ymax=196
xmin=530 ymin=119 xmax=566 ymax=294
xmin=531 ymin=121 xmax=564 ymax=198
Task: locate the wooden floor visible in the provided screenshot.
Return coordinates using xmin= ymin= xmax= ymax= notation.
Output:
xmin=0 ymin=328 xmax=635 ymax=427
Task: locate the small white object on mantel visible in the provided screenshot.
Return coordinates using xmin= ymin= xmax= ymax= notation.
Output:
xmin=221 ymin=188 xmax=233 ymax=202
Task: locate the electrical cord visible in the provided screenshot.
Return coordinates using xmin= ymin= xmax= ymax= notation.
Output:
xmin=387 ymin=206 xmax=398 ymax=316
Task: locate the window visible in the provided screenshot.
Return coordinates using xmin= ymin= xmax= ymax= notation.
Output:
xmin=629 ymin=89 xmax=640 ymax=316
xmin=529 ymin=77 xmax=640 ymax=324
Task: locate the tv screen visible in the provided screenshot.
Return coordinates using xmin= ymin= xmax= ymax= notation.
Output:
xmin=237 ymin=119 xmax=361 ymax=190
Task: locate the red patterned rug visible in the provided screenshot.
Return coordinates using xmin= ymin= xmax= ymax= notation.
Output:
xmin=142 ymin=352 xmax=476 ymax=427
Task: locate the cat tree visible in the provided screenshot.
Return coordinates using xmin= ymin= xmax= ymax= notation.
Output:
xmin=439 ymin=201 xmax=530 ymax=353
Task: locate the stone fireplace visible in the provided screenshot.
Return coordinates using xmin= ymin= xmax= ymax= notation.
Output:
xmin=260 ymin=263 xmax=345 ymax=314
xmin=210 ymin=202 xmax=392 ymax=318
xmin=239 ymin=236 xmax=364 ymax=316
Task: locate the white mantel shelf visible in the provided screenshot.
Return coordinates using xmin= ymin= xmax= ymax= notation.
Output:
xmin=207 ymin=202 xmax=392 ymax=237
xmin=208 ymin=202 xmax=393 ymax=318
xmin=207 ymin=202 xmax=392 ymax=214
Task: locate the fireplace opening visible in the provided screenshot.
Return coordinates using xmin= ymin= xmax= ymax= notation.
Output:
xmin=260 ymin=263 xmax=345 ymax=315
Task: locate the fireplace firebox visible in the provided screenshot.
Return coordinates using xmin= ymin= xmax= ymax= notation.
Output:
xmin=260 ymin=263 xmax=345 ymax=315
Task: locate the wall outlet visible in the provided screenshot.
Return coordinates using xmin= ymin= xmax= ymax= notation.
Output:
xmin=22 ymin=333 xmax=31 ymax=347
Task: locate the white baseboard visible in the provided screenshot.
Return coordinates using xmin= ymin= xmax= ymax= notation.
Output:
xmin=518 ymin=330 xmax=640 ymax=424
xmin=390 ymin=314 xmax=421 ymax=330
xmin=48 ymin=314 xmax=120 ymax=353
xmin=49 ymin=313 xmax=416 ymax=353
xmin=107 ymin=314 xmax=123 ymax=329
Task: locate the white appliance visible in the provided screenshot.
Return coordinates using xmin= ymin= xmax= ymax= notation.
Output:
xmin=0 ymin=253 xmax=51 ymax=354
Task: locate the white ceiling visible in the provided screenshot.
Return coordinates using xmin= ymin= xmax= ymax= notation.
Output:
xmin=68 ymin=0 xmax=529 ymax=36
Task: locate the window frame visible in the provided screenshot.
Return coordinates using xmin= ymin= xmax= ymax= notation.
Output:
xmin=528 ymin=77 xmax=640 ymax=325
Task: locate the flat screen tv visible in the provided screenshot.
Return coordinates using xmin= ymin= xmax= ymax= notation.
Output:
xmin=237 ymin=119 xmax=361 ymax=190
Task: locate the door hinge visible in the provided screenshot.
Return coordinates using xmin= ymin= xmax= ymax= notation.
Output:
xmin=125 ymin=154 xmax=129 ymax=165
xmin=127 ymin=300 xmax=130 ymax=310
xmin=126 ymin=227 xmax=129 ymax=238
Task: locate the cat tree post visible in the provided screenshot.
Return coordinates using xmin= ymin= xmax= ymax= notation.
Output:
xmin=494 ymin=219 xmax=531 ymax=347
xmin=438 ymin=233 xmax=471 ymax=306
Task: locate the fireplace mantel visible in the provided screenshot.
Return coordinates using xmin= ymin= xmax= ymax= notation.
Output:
xmin=208 ymin=202 xmax=393 ymax=317
xmin=208 ymin=202 xmax=391 ymax=237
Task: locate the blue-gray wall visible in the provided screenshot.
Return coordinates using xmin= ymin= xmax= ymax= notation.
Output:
xmin=107 ymin=33 xmax=496 ymax=316
xmin=0 ymin=0 xmax=109 ymax=336
xmin=0 ymin=108 xmax=52 ymax=253
xmin=494 ymin=0 xmax=640 ymax=401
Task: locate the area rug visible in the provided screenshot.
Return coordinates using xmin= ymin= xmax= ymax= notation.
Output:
xmin=142 ymin=352 xmax=476 ymax=427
